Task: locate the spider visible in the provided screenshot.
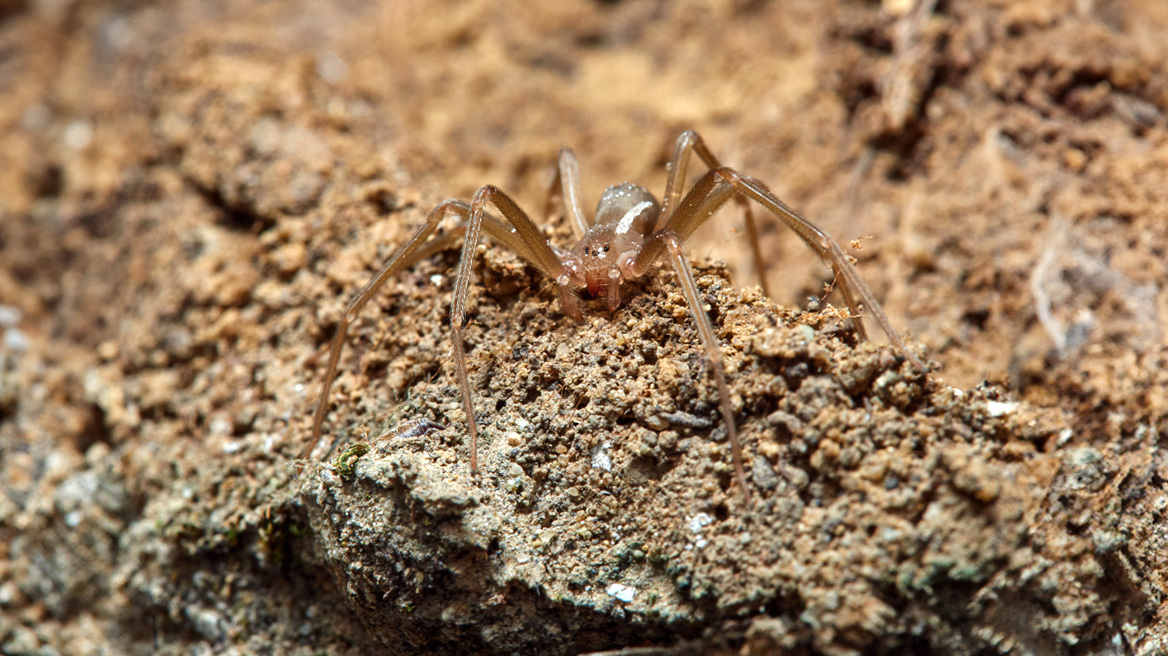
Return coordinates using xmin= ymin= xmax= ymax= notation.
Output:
xmin=301 ymin=130 xmax=924 ymax=503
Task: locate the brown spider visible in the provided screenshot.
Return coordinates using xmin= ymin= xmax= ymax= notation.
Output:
xmin=301 ymin=131 xmax=924 ymax=503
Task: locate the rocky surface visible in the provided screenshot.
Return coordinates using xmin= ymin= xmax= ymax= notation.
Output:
xmin=2 ymin=0 xmax=1166 ymax=654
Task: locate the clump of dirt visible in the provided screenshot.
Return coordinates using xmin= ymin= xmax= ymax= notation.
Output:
xmin=301 ymin=272 xmax=1116 ymax=655
xmin=1 ymin=0 xmax=1167 ymax=655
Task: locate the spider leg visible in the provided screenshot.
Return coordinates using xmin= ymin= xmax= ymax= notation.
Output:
xmin=302 ymin=200 xmax=471 ymax=466
xmin=625 ymin=165 xmax=923 ymax=499
xmin=639 ymin=167 xmax=924 ymax=369
xmin=716 ymin=168 xmax=924 ymax=366
xmin=457 ymin=185 xmax=580 ymax=471
xmin=661 ymin=230 xmax=752 ymax=505
xmin=661 ymin=131 xmax=771 ymax=298
xmin=543 ymin=147 xmax=590 ymax=239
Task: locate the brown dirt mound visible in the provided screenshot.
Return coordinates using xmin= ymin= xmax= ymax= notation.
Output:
xmin=2 ymin=1 xmax=1166 ymax=654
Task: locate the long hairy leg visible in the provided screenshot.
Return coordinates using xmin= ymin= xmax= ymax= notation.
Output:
xmin=455 ymin=185 xmax=579 ymax=471
xmin=661 ymin=131 xmax=770 ymax=298
xmin=635 ymin=167 xmax=924 ymax=368
xmin=543 ymin=147 xmax=590 ymax=239
xmin=301 ymin=200 xmax=470 ymax=466
xmin=661 ymin=231 xmax=752 ymax=505
xmin=625 ymin=169 xmax=923 ymax=501
xmin=714 ymin=168 xmax=923 ymax=367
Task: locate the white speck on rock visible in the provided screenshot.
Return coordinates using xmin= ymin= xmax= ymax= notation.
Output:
xmin=4 ymin=327 xmax=28 ymax=352
xmin=985 ymin=400 xmax=1018 ymax=417
xmin=798 ymin=324 xmax=816 ymax=342
xmin=0 ymin=306 xmax=20 ymax=327
xmin=591 ymin=442 xmax=612 ymax=471
xmin=605 ymin=583 xmax=636 ymax=603
xmin=505 ymin=463 xmax=526 ymax=492
xmin=63 ymin=120 xmax=93 ymax=150
xmin=185 ymin=606 xmax=226 ymax=641
xmin=315 ymin=49 xmax=349 ymax=84
xmin=688 ymin=512 xmax=713 ymax=534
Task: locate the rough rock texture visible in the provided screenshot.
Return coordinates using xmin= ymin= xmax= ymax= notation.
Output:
xmin=2 ymin=0 xmax=1167 ymax=654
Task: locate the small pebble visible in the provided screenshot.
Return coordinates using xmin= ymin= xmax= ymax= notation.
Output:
xmin=0 ymin=306 xmax=20 ymax=327
xmin=4 ymin=328 xmax=28 ymax=353
xmin=605 ymin=583 xmax=636 ymax=603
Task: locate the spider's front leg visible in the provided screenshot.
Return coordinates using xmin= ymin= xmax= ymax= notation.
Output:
xmin=543 ymin=147 xmax=590 ymax=239
xmin=454 ymin=185 xmax=582 ymax=471
xmin=661 ymin=131 xmax=771 ymax=298
xmin=640 ymin=160 xmax=923 ymax=365
xmin=659 ymin=229 xmax=753 ymax=506
xmin=302 ymin=200 xmax=470 ymax=466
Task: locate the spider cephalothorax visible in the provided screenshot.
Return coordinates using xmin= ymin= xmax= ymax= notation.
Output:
xmin=563 ymin=183 xmax=661 ymax=308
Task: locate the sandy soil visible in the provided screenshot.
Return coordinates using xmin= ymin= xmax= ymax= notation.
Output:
xmin=1 ymin=0 xmax=1167 ymax=654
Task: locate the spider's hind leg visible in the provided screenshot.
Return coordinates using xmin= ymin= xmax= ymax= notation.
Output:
xmin=711 ymin=168 xmax=922 ymax=369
